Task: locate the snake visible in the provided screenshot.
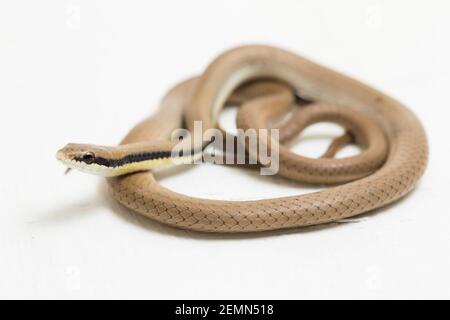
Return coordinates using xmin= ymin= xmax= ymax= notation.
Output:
xmin=56 ymin=45 xmax=428 ymax=233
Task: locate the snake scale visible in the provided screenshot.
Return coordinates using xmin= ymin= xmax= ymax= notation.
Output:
xmin=57 ymin=45 xmax=428 ymax=233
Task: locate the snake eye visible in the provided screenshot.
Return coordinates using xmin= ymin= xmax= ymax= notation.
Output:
xmin=82 ymin=152 xmax=95 ymax=164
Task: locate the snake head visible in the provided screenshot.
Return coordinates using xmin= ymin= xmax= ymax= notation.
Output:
xmin=56 ymin=143 xmax=117 ymax=176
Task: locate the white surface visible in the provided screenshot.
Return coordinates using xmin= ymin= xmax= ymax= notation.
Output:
xmin=0 ymin=0 xmax=449 ymax=299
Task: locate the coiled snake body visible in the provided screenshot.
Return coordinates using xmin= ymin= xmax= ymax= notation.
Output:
xmin=57 ymin=45 xmax=428 ymax=233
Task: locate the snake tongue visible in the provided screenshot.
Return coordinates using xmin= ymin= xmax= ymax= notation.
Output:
xmin=64 ymin=167 xmax=72 ymax=175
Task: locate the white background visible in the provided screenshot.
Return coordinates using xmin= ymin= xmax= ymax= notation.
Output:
xmin=0 ymin=0 xmax=449 ymax=299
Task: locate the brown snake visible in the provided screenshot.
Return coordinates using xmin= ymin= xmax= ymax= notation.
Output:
xmin=57 ymin=45 xmax=428 ymax=233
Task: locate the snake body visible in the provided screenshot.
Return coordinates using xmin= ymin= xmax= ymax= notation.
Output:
xmin=58 ymin=45 xmax=428 ymax=233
